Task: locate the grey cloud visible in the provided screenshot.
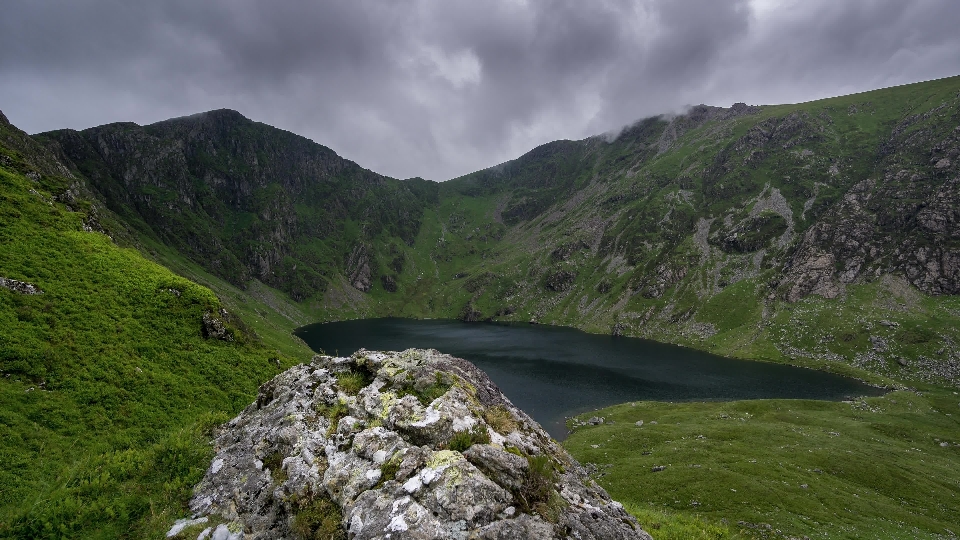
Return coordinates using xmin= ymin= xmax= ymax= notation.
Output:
xmin=1 ymin=0 xmax=959 ymax=181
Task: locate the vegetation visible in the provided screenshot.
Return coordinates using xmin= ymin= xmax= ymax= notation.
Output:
xmin=0 ymin=135 xmax=300 ymax=537
xmin=483 ymin=405 xmax=518 ymax=434
xmin=315 ymin=400 xmax=349 ymax=435
xmin=515 ymin=454 xmax=563 ymax=521
xmin=395 ymin=372 xmax=452 ymax=406
xmin=447 ymin=423 xmax=491 ymax=452
xmin=377 ymin=453 xmax=403 ymax=486
xmin=565 ymin=389 xmax=960 ymax=539
xmin=334 ymin=369 xmax=372 ymax=395
xmin=290 ymin=490 xmax=345 ymax=540
xmin=622 ymin=504 xmax=741 ymax=540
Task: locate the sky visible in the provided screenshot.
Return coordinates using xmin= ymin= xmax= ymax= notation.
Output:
xmin=1 ymin=1 xmax=959 ymax=181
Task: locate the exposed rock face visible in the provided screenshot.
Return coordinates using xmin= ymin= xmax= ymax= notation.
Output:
xmin=201 ymin=309 xmax=233 ymax=341
xmin=380 ymin=274 xmax=398 ymax=293
xmin=346 ymin=244 xmax=372 ymax=292
xmin=784 ymin=170 xmax=960 ymax=300
xmin=0 ymin=277 xmax=43 ymax=295
xmin=458 ymin=303 xmax=484 ymax=322
xmin=184 ymin=349 xmax=650 ymax=540
xmin=544 ymin=270 xmax=577 ymax=292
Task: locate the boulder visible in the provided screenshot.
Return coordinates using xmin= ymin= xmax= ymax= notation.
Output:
xmin=178 ymin=349 xmax=651 ymax=539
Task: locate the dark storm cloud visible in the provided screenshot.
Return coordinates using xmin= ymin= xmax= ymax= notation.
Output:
xmin=2 ymin=0 xmax=959 ymax=180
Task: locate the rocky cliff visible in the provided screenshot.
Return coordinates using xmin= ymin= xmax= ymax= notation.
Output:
xmin=170 ymin=349 xmax=649 ymax=540
xmin=36 ymin=110 xmax=438 ymax=300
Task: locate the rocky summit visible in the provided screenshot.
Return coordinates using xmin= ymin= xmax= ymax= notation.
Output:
xmin=177 ymin=349 xmax=650 ymax=539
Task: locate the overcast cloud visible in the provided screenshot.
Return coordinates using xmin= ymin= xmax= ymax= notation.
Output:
xmin=1 ymin=0 xmax=959 ymax=180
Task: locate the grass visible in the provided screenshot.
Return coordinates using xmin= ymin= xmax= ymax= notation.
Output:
xmin=394 ymin=372 xmax=452 ymax=406
xmin=622 ymin=503 xmax=742 ymax=540
xmin=335 ymin=369 xmax=372 ymax=395
xmin=564 ymin=389 xmax=960 ymax=539
xmin=0 ymin=164 xmax=303 ymax=538
xmin=290 ymin=490 xmax=345 ymax=540
xmin=483 ymin=405 xmax=518 ymax=434
xmin=447 ymin=424 xmax=491 ymax=452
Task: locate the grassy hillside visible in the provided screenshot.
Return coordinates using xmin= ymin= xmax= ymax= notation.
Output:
xmin=565 ymin=389 xmax=960 ymax=539
xmin=0 ymin=118 xmax=307 ymax=538
xmin=308 ymin=75 xmax=960 ymax=391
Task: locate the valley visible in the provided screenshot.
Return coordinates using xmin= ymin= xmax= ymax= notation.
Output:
xmin=2 ymin=75 xmax=960 ymax=538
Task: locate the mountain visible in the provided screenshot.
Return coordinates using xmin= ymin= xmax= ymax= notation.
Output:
xmin=38 ymin=76 xmax=960 ymax=387
xmin=38 ymin=110 xmax=438 ymax=300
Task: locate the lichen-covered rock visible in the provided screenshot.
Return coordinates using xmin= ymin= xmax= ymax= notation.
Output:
xmin=179 ymin=349 xmax=651 ymax=539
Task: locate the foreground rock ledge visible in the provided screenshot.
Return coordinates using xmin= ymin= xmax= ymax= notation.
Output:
xmin=177 ymin=348 xmax=651 ymax=539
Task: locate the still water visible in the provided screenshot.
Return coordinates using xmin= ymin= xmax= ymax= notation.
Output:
xmin=294 ymin=318 xmax=883 ymax=439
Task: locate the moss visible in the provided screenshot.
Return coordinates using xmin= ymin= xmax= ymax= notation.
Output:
xmin=290 ymin=490 xmax=345 ymax=540
xmin=262 ymin=451 xmax=288 ymax=484
xmin=504 ymin=445 xmax=524 ymax=457
xmin=376 ymin=453 xmax=403 ymax=488
xmin=395 ymin=372 xmax=451 ymax=406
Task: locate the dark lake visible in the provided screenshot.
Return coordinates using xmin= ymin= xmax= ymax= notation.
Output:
xmin=294 ymin=318 xmax=883 ymax=439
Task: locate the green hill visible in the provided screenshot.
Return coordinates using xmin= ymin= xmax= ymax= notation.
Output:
xmin=0 ymin=111 xmax=304 ymax=538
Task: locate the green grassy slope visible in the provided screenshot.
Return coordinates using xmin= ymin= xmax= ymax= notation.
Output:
xmin=0 ymin=122 xmax=306 ymax=538
xmin=565 ymin=389 xmax=960 ymax=539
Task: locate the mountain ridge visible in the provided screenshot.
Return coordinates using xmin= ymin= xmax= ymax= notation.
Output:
xmin=25 ymin=75 xmax=960 ymax=391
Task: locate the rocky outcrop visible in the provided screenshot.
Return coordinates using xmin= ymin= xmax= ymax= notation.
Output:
xmin=784 ymin=170 xmax=960 ymax=300
xmin=201 ymin=309 xmax=233 ymax=341
xmin=179 ymin=349 xmax=650 ymax=540
xmin=0 ymin=277 xmax=43 ymax=295
xmin=544 ymin=270 xmax=577 ymax=292
xmin=346 ymin=244 xmax=373 ymax=292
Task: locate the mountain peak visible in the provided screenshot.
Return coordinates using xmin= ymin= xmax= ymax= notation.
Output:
xmin=149 ymin=108 xmax=251 ymax=129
